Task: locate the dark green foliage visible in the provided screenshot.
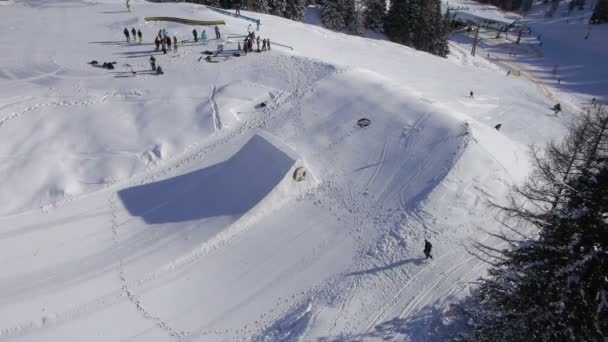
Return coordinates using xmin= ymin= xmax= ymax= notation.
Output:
xmin=452 ymin=106 xmax=608 ymax=341
xmin=591 ymin=0 xmax=608 ymax=23
xmin=364 ymin=0 xmax=387 ymax=32
xmin=384 ymin=0 xmax=449 ymax=57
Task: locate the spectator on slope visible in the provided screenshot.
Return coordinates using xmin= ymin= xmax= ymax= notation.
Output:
xmin=248 ymin=38 xmax=253 ymax=52
xmin=267 ymin=38 xmax=271 ymax=51
xmin=131 ymin=27 xmax=136 ymax=40
xmin=154 ymin=36 xmax=160 ymax=51
xmin=173 ymin=36 xmax=178 ymax=52
xmin=469 ymin=91 xmax=474 ymax=98
xmin=166 ymin=36 xmax=171 ymax=51
xmin=158 ymin=29 xmax=163 ymax=39
xmin=137 ymin=29 xmax=142 ymax=43
xmin=202 ymin=30 xmax=208 ymax=45
xmin=257 ymin=37 xmax=261 ymax=52
xmin=215 ymin=26 xmax=221 ymax=39
xmin=262 ymin=39 xmax=267 ymax=51
xmin=424 ymin=239 xmax=433 ymax=259
xmin=236 ymin=2 xmax=241 ymax=15
xmin=242 ymin=38 xmax=248 ymax=55
xmin=238 ymin=41 xmax=242 ymax=53
xmin=149 ymin=55 xmax=156 ymax=71
xmin=193 ymin=28 xmax=198 ymax=42
xmin=123 ymin=27 xmax=130 ymax=42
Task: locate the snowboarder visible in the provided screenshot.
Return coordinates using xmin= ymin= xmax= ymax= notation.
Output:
xmin=215 ymin=26 xmax=221 ymax=39
xmin=154 ymin=36 xmax=160 ymax=51
xmin=192 ymin=28 xmax=198 ymax=42
xmin=173 ymin=36 xmax=178 ymax=52
xmin=137 ymin=29 xmax=142 ymax=43
xmin=424 ymin=239 xmax=433 ymax=259
xmin=553 ymin=103 xmax=562 ymax=115
xmin=202 ymin=30 xmax=208 ymax=45
xmin=469 ymin=91 xmax=474 ymax=98
xmin=495 ymin=123 xmax=502 ymax=131
xmin=123 ymin=27 xmax=130 ymax=43
xmin=131 ymin=27 xmax=136 ymax=40
xmin=149 ymin=55 xmax=156 ymax=71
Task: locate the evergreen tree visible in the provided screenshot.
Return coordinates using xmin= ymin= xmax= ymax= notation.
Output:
xmin=267 ymin=0 xmax=287 ymax=16
xmin=451 ymin=106 xmax=608 ymax=341
xmin=591 ymin=0 xmax=608 ymax=23
xmin=284 ymin=0 xmax=306 ymax=21
xmin=246 ymin=0 xmax=270 ymax=13
xmin=364 ymin=0 xmax=386 ymax=32
xmin=385 ymin=0 xmax=448 ymax=57
xmin=320 ymin=0 xmax=350 ymax=31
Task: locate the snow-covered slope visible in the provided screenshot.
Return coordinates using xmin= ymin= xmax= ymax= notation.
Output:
xmin=0 ymin=0 xmax=596 ymax=341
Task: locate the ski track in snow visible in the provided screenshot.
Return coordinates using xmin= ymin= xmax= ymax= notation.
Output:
xmin=209 ymin=84 xmax=222 ymax=131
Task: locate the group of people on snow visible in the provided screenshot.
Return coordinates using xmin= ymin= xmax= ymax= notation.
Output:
xmin=123 ymin=27 xmax=142 ymax=43
xmin=154 ymin=32 xmax=178 ymax=54
xmin=237 ymin=30 xmax=270 ymax=55
xmin=191 ymin=28 xmax=209 ymax=45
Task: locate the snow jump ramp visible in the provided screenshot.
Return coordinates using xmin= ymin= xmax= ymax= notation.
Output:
xmin=118 ymin=133 xmax=313 ymax=226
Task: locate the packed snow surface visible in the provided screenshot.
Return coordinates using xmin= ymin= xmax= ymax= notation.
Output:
xmin=0 ymin=0 xmax=602 ymax=340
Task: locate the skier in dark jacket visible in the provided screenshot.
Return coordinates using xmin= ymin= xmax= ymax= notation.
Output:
xmin=215 ymin=26 xmax=221 ymax=39
xmin=154 ymin=36 xmax=160 ymax=51
xmin=267 ymin=38 xmax=271 ymax=51
xmin=192 ymin=28 xmax=198 ymax=42
xmin=123 ymin=27 xmax=130 ymax=42
xmin=149 ymin=55 xmax=156 ymax=71
xmin=166 ymin=36 xmax=171 ymax=50
xmin=424 ymin=239 xmax=433 ymax=259
xmin=553 ymin=103 xmax=562 ymax=115
xmin=131 ymin=27 xmax=136 ymax=39
xmin=137 ymin=29 xmax=142 ymax=43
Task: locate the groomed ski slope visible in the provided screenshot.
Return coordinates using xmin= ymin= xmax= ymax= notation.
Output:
xmin=0 ymin=0 xmax=594 ymax=340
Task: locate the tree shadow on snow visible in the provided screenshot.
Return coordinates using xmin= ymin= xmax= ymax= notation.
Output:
xmin=118 ymin=135 xmax=295 ymax=224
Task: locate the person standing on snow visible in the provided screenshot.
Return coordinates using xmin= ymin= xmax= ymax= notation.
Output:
xmin=262 ymin=39 xmax=267 ymax=51
xmin=202 ymin=30 xmax=208 ymax=45
xmin=131 ymin=27 xmax=136 ymax=40
xmin=237 ymin=41 xmax=242 ymax=53
xmin=266 ymin=38 xmax=271 ymax=51
xmin=256 ymin=37 xmax=261 ymax=52
xmin=149 ymin=55 xmax=156 ymax=71
xmin=166 ymin=36 xmax=171 ymax=51
xmin=154 ymin=36 xmax=160 ymax=51
xmin=123 ymin=27 xmax=130 ymax=42
xmin=137 ymin=29 xmax=142 ymax=43
xmin=173 ymin=36 xmax=178 ymax=52
xmin=192 ymin=28 xmax=198 ymax=42
xmin=424 ymin=239 xmax=433 ymax=259
xmin=214 ymin=26 xmax=221 ymax=39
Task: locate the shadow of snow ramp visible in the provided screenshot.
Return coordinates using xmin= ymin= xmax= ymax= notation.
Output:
xmin=118 ymin=135 xmax=296 ymax=224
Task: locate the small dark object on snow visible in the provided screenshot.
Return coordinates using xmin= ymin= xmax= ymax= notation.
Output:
xmin=255 ymin=101 xmax=267 ymax=109
xmin=293 ymin=167 xmax=307 ymax=182
xmin=469 ymin=91 xmax=474 ymax=98
xmin=203 ymin=50 xmax=214 ymax=55
xmin=89 ymin=60 xmax=99 ymax=65
xmin=553 ymin=103 xmax=562 ymax=114
xmin=233 ymin=52 xmax=241 ymax=57
xmin=102 ymin=62 xmax=115 ymax=70
xmin=357 ymin=118 xmax=371 ymax=128
xmin=156 ymin=66 xmax=164 ymax=75
xmin=495 ymin=123 xmax=502 ymax=131
xmin=424 ymin=239 xmax=433 ymax=259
